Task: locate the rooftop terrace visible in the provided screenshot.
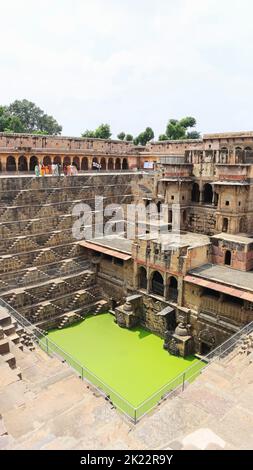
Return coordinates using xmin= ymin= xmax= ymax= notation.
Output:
xmin=189 ymin=263 xmax=253 ymax=292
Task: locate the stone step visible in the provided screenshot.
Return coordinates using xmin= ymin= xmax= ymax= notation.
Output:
xmin=0 ymin=338 xmax=10 ymax=355
xmin=16 ymin=326 xmax=24 ymax=336
xmin=2 ymin=324 xmax=16 ymax=336
xmin=7 ymin=333 xmax=21 ymax=345
xmin=0 ymin=309 xmax=12 ymax=327
xmin=1 ymin=352 xmax=16 ymax=369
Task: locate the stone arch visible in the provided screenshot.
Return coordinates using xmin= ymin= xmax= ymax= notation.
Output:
xmin=191 ymin=182 xmax=200 ymax=202
xmin=18 ymin=155 xmax=28 ymax=172
xmin=168 ymin=276 xmax=178 ymax=300
xmin=222 ymin=217 xmax=229 ymax=232
xmin=203 ymin=183 xmax=213 ymax=204
xmin=43 ymin=156 xmax=51 ymax=166
xmin=108 ymin=158 xmax=114 ymax=170
xmin=53 ymin=156 xmax=62 ymax=165
xmin=224 ymin=250 xmax=232 ymax=266
xmin=245 ymin=146 xmax=252 ymax=151
xmin=29 ymin=156 xmax=38 ymax=171
xmin=139 ymin=266 xmax=147 ymax=289
xmin=100 ymin=157 xmax=106 ymax=170
xmin=151 ymin=270 xmax=164 ymax=296
xmin=6 ymin=156 xmax=16 ymax=172
xmin=81 ymin=157 xmax=88 ymax=170
xmin=73 ymin=156 xmax=80 ymax=170
xmin=115 ymin=158 xmax=121 ymax=170
xmin=122 ymin=158 xmax=128 ymax=170
xmin=198 ymin=329 xmax=216 ymax=355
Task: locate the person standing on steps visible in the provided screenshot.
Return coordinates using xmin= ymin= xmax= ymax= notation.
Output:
xmin=34 ymin=164 xmax=40 ymax=177
xmin=57 ymin=163 xmax=62 ymax=178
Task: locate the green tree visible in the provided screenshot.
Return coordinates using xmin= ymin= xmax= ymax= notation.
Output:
xmin=31 ymin=130 xmax=50 ymax=135
xmin=158 ymin=133 xmax=168 ymax=141
xmin=161 ymin=116 xmax=200 ymax=140
xmin=38 ymin=114 xmax=62 ymax=135
xmin=134 ymin=127 xmax=154 ymax=146
xmin=82 ymin=123 xmax=111 ymax=140
xmin=187 ymin=130 xmax=201 ymax=139
xmin=7 ymin=99 xmax=62 ymax=134
xmin=180 ymin=116 xmax=197 ymax=129
xmin=166 ymin=120 xmax=186 ymax=140
xmin=125 ymin=134 xmax=133 ymax=141
xmin=81 ymin=129 xmax=95 ymax=138
xmin=117 ymin=132 xmax=126 ymax=140
xmin=94 ymin=123 xmax=111 ymax=139
xmin=0 ymin=106 xmax=24 ymax=133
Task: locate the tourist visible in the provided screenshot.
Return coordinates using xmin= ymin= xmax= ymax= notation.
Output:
xmin=54 ymin=164 xmax=59 ymax=176
xmin=57 ymin=163 xmax=62 ymax=177
xmin=34 ymin=164 xmax=40 ymax=177
xmin=63 ymin=165 xmax=68 ymax=176
xmin=41 ymin=164 xmax=45 ymax=176
xmin=72 ymin=165 xmax=78 ymax=175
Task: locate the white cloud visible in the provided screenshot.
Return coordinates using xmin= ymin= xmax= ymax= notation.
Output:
xmin=0 ymin=0 xmax=253 ymax=137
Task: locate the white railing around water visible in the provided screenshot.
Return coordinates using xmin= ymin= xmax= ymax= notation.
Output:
xmin=1 ymin=296 xmax=252 ymax=423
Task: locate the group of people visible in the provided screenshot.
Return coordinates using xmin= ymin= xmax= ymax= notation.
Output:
xmin=34 ymin=163 xmax=79 ymax=177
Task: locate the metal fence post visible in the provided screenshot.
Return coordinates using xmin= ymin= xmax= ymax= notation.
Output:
xmin=182 ymin=372 xmax=185 ymax=391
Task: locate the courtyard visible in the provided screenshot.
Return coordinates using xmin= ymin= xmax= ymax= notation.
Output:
xmin=43 ymin=313 xmax=203 ymax=420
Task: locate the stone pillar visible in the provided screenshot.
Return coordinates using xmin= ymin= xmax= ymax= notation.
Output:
xmin=2 ymin=157 xmax=6 ymax=172
xmin=212 ymin=185 xmax=216 ymax=205
xmin=177 ymin=276 xmax=183 ymax=306
xmin=15 ymin=156 xmax=19 ymax=172
xmin=199 ymin=183 xmax=204 ymax=204
xmin=133 ymin=261 xmax=139 ymax=289
xmin=147 ymin=267 xmax=151 ymax=293
xmin=164 ymin=274 xmax=169 ymax=301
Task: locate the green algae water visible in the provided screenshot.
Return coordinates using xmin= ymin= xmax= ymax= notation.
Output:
xmin=41 ymin=313 xmax=204 ymax=419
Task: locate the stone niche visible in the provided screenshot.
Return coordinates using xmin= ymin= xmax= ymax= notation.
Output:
xmin=164 ymin=322 xmax=194 ymax=357
xmin=115 ymin=294 xmax=143 ymax=328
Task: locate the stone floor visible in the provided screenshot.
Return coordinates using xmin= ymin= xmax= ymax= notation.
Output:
xmin=190 ymin=263 xmax=253 ymax=291
xmin=0 ymin=343 xmax=253 ymax=450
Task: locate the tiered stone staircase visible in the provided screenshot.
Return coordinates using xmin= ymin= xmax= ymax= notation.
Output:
xmin=0 ymin=306 xmax=35 ymax=371
xmin=0 ymin=175 xmax=138 ymax=330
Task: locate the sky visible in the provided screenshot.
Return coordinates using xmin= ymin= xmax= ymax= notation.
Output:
xmin=1 ymin=0 xmax=253 ymax=139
